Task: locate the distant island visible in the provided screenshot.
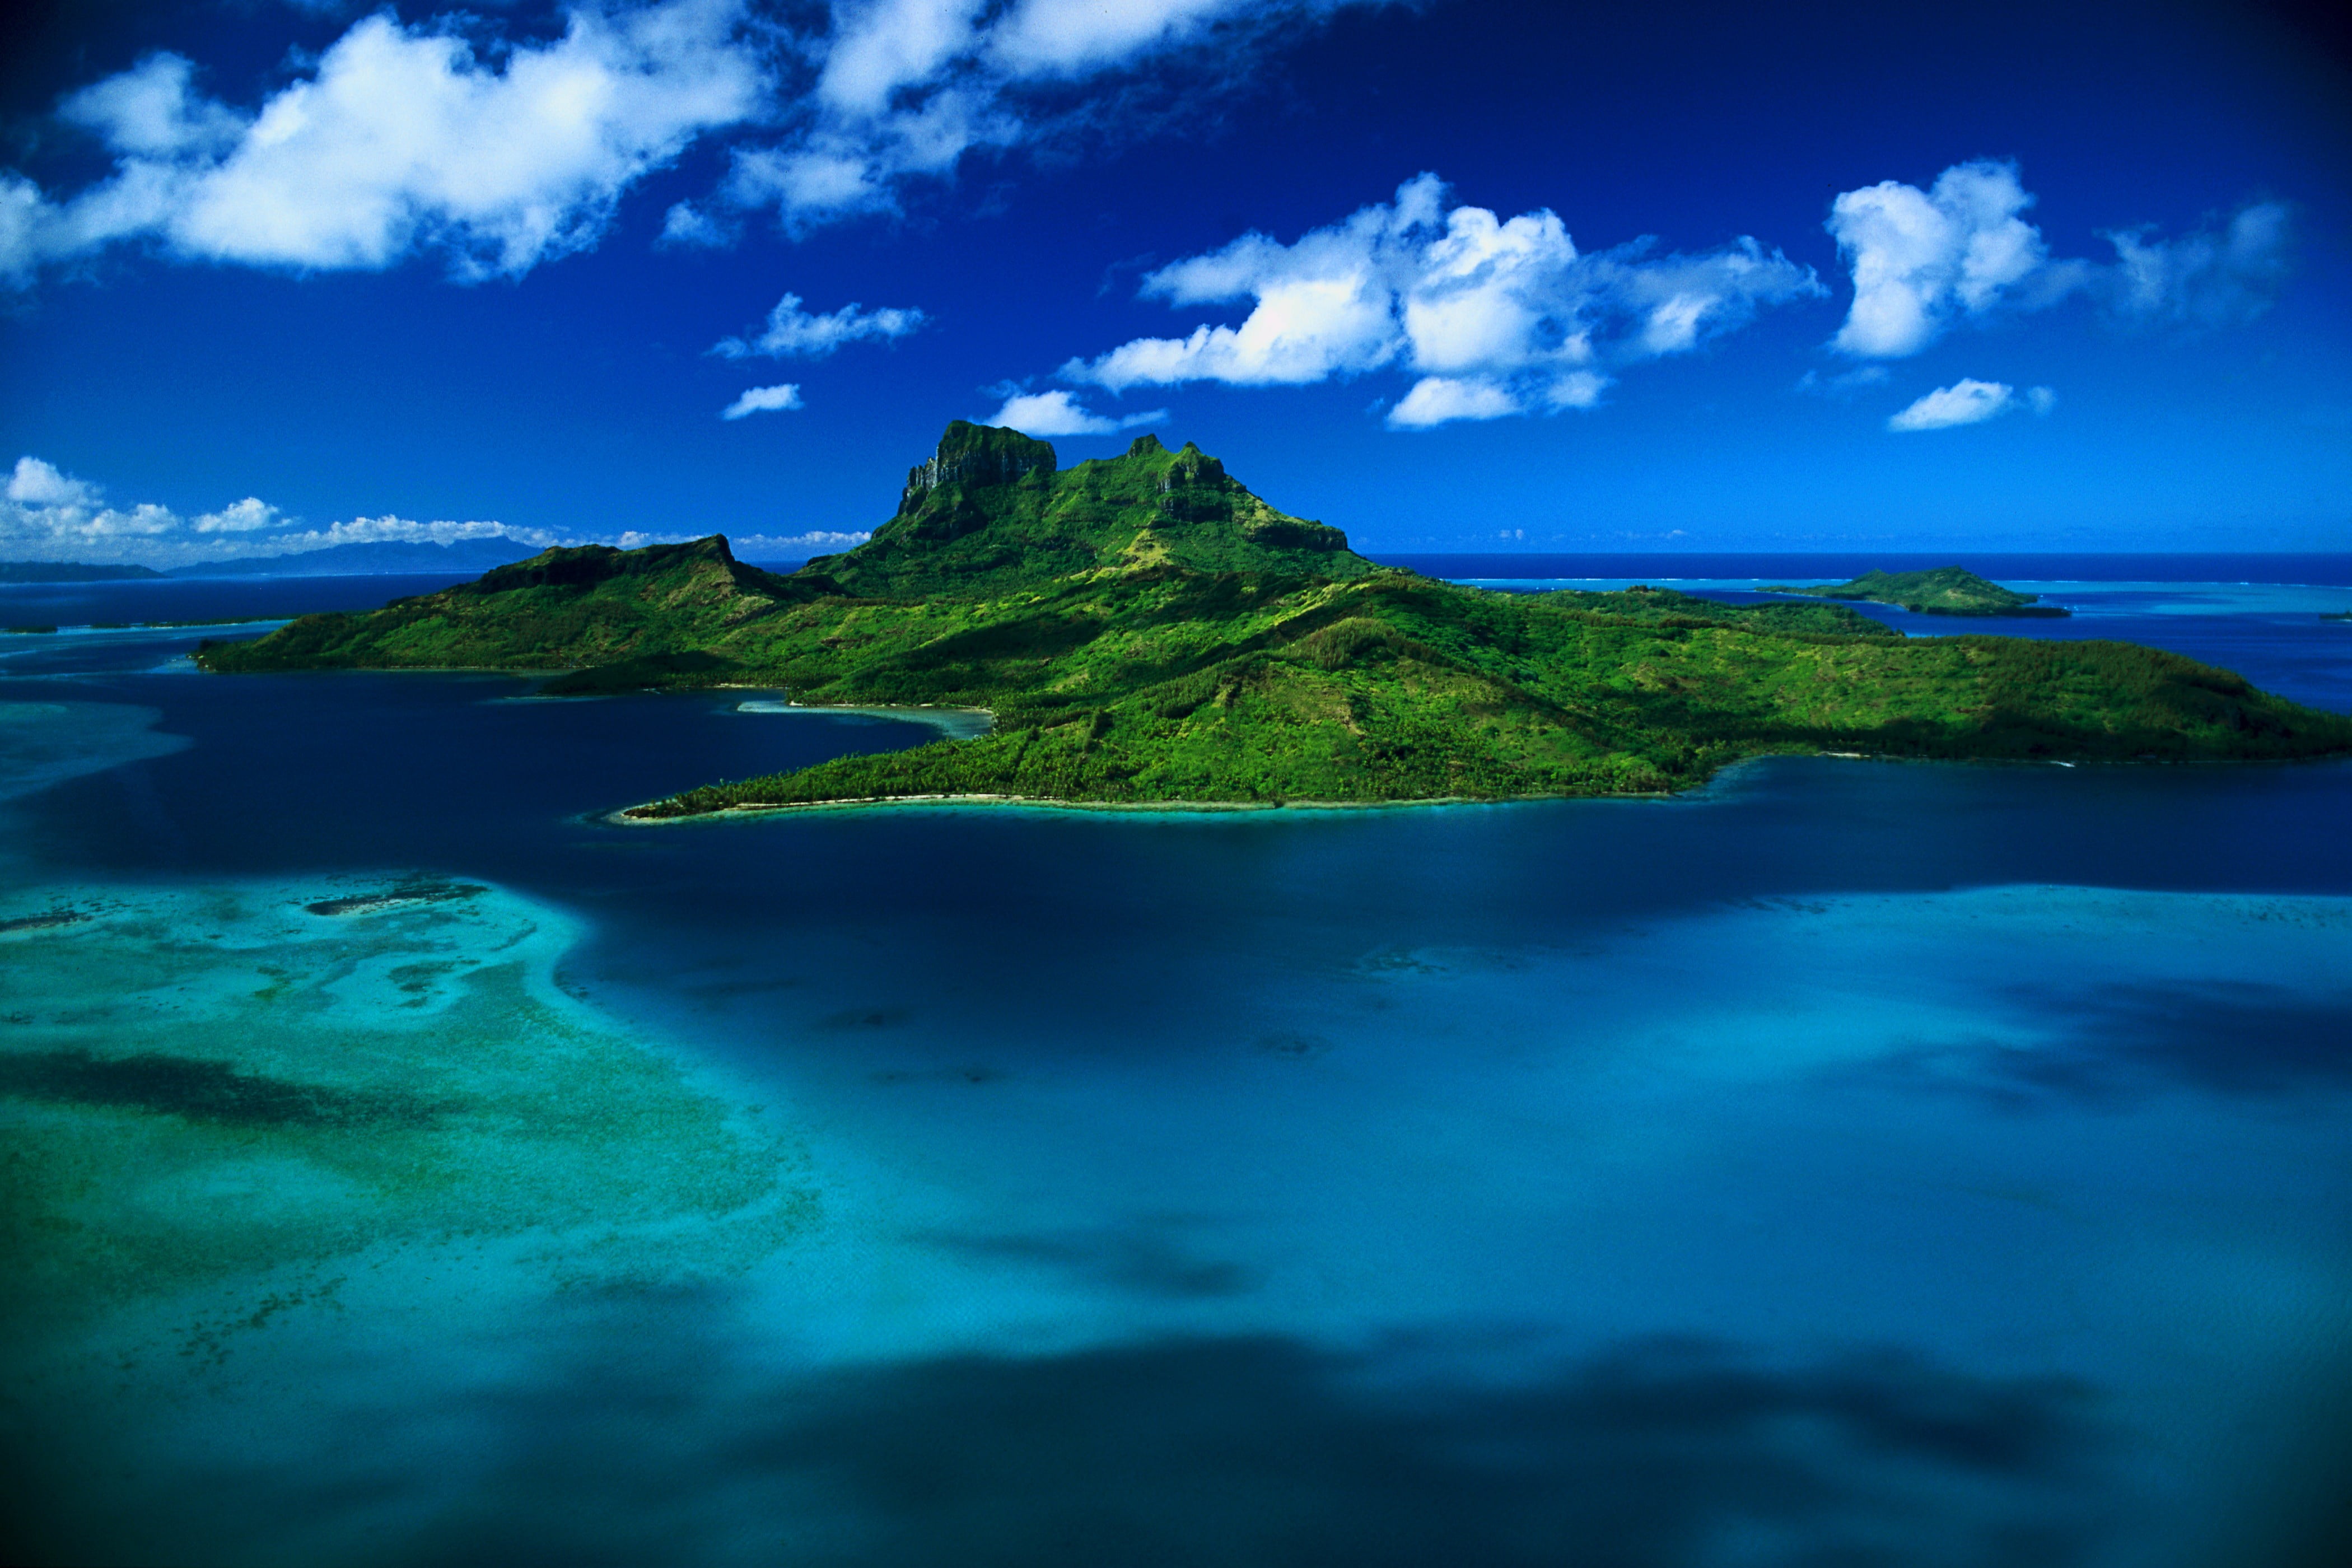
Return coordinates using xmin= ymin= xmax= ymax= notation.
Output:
xmin=169 ymin=537 xmax=541 ymax=578
xmin=197 ymin=422 xmax=2351 ymax=816
xmin=1758 ymin=566 xmax=2070 ymax=618
xmin=0 ymin=561 xmax=164 ymax=583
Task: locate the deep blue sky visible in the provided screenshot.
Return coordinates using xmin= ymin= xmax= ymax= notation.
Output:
xmin=2 ymin=0 xmax=2348 ymax=563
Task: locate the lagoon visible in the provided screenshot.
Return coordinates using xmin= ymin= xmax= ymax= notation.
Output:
xmin=2 ymin=562 xmax=2348 ymax=1566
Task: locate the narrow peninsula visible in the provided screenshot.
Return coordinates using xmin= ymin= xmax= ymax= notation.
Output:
xmin=197 ymin=423 xmax=2352 ymax=816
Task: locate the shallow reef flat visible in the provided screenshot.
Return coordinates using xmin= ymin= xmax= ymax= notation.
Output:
xmin=0 ymin=873 xmax=814 ymax=1375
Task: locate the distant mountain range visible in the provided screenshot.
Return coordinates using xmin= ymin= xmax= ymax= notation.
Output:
xmin=3 ymin=537 xmax=544 ymax=582
xmin=0 ymin=561 xmax=165 ymax=582
xmin=167 ymin=538 xmax=543 ymax=577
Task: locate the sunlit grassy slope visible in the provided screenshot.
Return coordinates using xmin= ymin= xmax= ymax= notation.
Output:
xmin=198 ymin=423 xmax=2352 ymax=813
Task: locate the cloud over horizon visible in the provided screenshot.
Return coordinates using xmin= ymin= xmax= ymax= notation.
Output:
xmin=1 ymin=455 xmax=551 ymax=567
xmin=1058 ymin=173 xmax=1823 ymax=430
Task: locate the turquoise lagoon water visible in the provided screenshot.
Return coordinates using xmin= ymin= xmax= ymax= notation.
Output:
xmin=2 ymin=568 xmax=2349 ymax=1566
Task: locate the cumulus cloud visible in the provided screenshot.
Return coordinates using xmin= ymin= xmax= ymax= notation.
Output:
xmin=1886 ymin=379 xmax=2054 ymax=432
xmin=1828 ymin=162 xmax=2293 ymax=357
xmin=4 ymin=2 xmax=1383 ymax=285
xmin=263 ymin=515 xmax=548 ymax=551
xmin=712 ymin=292 xmax=926 ymax=358
xmin=720 ymin=384 xmax=805 ymax=418
xmin=1060 ymin=173 xmax=1821 ymax=429
xmin=1828 ymin=162 xmax=2053 ymax=358
xmin=192 ymin=497 xmax=281 ymax=533
xmin=985 ymin=388 xmax=1164 ymax=436
xmin=0 ymin=454 xmax=549 ymax=566
xmin=733 ymin=528 xmax=872 ymax=557
xmin=3 ymin=0 xmax=764 ymax=284
xmin=7 ymin=456 xmax=102 ymax=508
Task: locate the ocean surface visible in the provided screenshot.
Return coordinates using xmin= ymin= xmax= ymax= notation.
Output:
xmin=2 ymin=559 xmax=2348 ymax=1567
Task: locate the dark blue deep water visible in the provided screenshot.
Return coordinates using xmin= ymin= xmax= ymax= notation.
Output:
xmin=2 ymin=561 xmax=2349 ymax=1568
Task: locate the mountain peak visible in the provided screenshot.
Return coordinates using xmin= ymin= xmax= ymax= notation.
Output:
xmin=900 ymin=422 xmax=1057 ymax=514
xmin=800 ymin=421 xmax=1374 ymax=599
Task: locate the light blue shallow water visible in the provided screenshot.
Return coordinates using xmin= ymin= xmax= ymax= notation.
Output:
xmin=2 ymin=567 xmax=2348 ymax=1567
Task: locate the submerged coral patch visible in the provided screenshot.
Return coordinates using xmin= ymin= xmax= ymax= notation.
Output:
xmin=0 ymin=1049 xmax=449 ymax=1129
xmin=0 ymin=876 xmax=816 ymax=1352
xmin=0 ymin=908 xmax=86 ymax=935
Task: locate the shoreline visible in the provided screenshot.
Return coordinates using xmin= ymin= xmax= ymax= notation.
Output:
xmin=602 ymin=781 xmax=1724 ymax=828
xmin=599 ymin=747 xmax=2352 ymax=827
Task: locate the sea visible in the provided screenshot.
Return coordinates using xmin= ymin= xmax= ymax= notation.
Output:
xmin=2 ymin=554 xmax=2348 ymax=1567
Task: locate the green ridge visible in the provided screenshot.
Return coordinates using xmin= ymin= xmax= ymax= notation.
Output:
xmin=1758 ymin=566 xmax=2069 ymax=617
xmin=197 ymin=424 xmax=2352 ymax=815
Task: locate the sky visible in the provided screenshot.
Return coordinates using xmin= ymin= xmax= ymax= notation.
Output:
xmin=1 ymin=0 xmax=2348 ymax=566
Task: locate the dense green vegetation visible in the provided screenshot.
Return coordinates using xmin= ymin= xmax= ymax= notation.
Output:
xmin=1760 ymin=566 xmax=2069 ymax=617
xmin=198 ymin=424 xmax=2352 ymax=816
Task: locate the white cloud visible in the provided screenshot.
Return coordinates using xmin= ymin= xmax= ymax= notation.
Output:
xmin=267 ymin=515 xmax=547 ymax=550
xmin=734 ymin=529 xmax=872 ymax=556
xmin=7 ymin=456 xmax=102 ymax=508
xmin=58 ymin=54 xmax=244 ymax=160
xmin=721 ymin=384 xmax=805 ymax=418
xmin=1387 ymin=376 xmax=1520 ymax=430
xmin=1062 ymin=173 xmax=1819 ymax=426
xmin=193 ymin=497 xmax=281 ymax=533
xmin=820 ymin=0 xmax=985 ymax=117
xmin=2025 ymin=385 xmax=2057 ymax=416
xmin=713 ymin=291 xmax=926 ymax=358
xmin=1828 ymin=161 xmax=2052 ymax=358
xmin=1887 ymin=379 xmax=2018 ymax=432
xmin=0 ymin=454 xmax=552 ymax=566
xmin=657 ymin=200 xmax=734 ymax=248
xmin=991 ymin=0 xmax=1266 ymax=76
xmin=713 ymin=0 xmax=1366 ymax=231
xmin=986 ymin=389 xmax=1164 ymax=435
xmin=1828 ymin=163 xmax=2293 ymax=357
xmin=6 ymin=1 xmax=1383 ymax=284
xmin=2106 ymin=202 xmax=2290 ymax=328
xmin=6 ymin=1 xmax=764 ymax=282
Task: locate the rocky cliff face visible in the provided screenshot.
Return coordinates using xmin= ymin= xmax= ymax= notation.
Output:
xmin=899 ymin=421 xmax=1057 ymax=512
xmin=805 ymin=421 xmax=1377 ymax=598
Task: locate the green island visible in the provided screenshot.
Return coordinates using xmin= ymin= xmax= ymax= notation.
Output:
xmin=1758 ymin=566 xmax=2070 ymax=617
xmin=195 ymin=421 xmax=2352 ymax=816
xmin=0 ymin=559 xmax=164 ymax=583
